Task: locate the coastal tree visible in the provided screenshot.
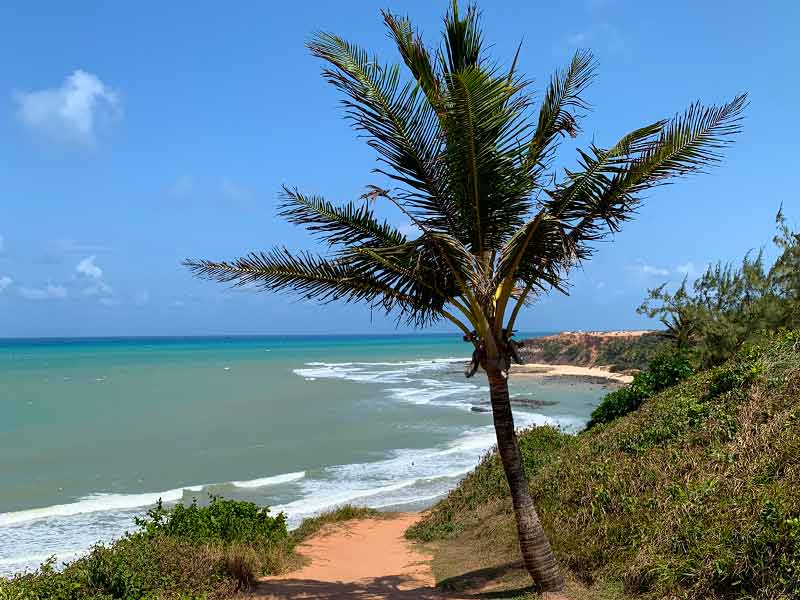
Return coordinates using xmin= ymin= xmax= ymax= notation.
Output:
xmin=638 ymin=210 xmax=799 ymax=367
xmin=185 ymin=2 xmax=744 ymax=596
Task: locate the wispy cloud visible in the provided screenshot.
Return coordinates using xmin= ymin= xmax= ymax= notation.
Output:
xmin=564 ymin=23 xmax=625 ymax=54
xmin=0 ymin=234 xmax=4 ymax=253
xmin=0 ymin=276 xmax=12 ymax=293
xmin=133 ymin=290 xmax=150 ymax=305
xmin=675 ymin=261 xmax=702 ymax=278
xmin=76 ymin=255 xmax=103 ymax=279
xmin=19 ymin=284 xmax=67 ymax=300
xmin=640 ymin=264 xmax=671 ymax=277
xmin=83 ymin=281 xmax=113 ymax=297
xmin=220 ymin=178 xmax=253 ymax=204
xmin=47 ymin=239 xmax=111 ymax=256
xmin=75 ymin=255 xmax=116 ymax=301
xmin=168 ymin=175 xmax=194 ymax=199
xmin=14 ymin=70 xmax=121 ymax=145
xmin=631 ymin=260 xmax=706 ymax=280
xmin=98 ymin=297 xmax=121 ymax=307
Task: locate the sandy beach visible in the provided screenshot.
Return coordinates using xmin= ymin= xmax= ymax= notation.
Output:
xmin=511 ymin=363 xmax=634 ymax=385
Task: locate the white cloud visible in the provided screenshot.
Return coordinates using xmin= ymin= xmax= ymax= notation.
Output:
xmin=15 ymin=70 xmax=120 ymax=145
xmin=76 ymin=255 xmax=103 ymax=279
xmin=0 ymin=276 xmax=12 ymax=292
xmin=133 ymin=290 xmax=150 ymax=305
xmin=170 ymin=299 xmax=185 ymax=308
xmin=640 ymin=264 xmax=670 ymax=277
xmin=19 ymin=284 xmax=67 ymax=300
xmin=676 ymin=261 xmax=701 ymax=278
xmin=168 ymin=175 xmax=194 ymax=199
xmin=631 ymin=260 xmax=706 ymax=281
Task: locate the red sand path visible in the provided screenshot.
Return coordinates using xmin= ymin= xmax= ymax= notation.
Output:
xmin=255 ymin=513 xmax=458 ymax=600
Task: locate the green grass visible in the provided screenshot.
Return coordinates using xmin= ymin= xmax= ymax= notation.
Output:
xmin=410 ymin=331 xmax=800 ymax=599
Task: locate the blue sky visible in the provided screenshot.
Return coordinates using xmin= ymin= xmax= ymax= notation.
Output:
xmin=1 ymin=0 xmax=798 ymax=338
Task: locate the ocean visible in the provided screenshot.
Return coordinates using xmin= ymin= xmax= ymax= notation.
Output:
xmin=0 ymin=333 xmax=609 ymax=576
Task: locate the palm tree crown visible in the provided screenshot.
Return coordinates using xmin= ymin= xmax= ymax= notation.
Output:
xmin=186 ymin=2 xmax=744 ymax=371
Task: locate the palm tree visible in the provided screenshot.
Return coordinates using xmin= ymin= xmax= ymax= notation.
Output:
xmin=185 ymin=3 xmax=744 ymax=596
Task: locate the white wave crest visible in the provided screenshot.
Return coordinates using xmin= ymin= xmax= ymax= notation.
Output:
xmin=232 ymin=471 xmax=305 ymax=488
xmin=0 ymin=469 xmax=308 ymax=527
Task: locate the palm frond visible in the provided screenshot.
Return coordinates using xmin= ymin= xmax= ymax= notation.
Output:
xmin=308 ymin=32 xmax=456 ymax=233
xmin=382 ymin=11 xmax=443 ymax=113
xmin=278 ymin=186 xmax=406 ymax=248
xmin=183 ymin=250 xmax=442 ymax=327
xmin=619 ymin=93 xmax=747 ymax=190
xmin=441 ymin=66 xmax=533 ymax=251
xmin=441 ymin=1 xmax=483 ymax=75
xmin=547 ymin=95 xmax=746 ymax=255
xmin=422 ymin=231 xmax=488 ymax=294
xmin=528 ymin=49 xmax=597 ymax=176
xmin=493 ymin=215 xmax=573 ymax=290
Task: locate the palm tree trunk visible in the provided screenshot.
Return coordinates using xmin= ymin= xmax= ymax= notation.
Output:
xmin=487 ymin=367 xmax=566 ymax=597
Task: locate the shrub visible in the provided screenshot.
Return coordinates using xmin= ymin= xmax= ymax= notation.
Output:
xmin=135 ymin=495 xmax=288 ymax=545
xmin=0 ymin=497 xmax=291 ymax=600
xmin=586 ymin=349 xmax=693 ymax=428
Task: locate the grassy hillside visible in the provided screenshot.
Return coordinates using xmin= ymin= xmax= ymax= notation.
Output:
xmin=519 ymin=332 xmax=667 ymax=372
xmin=409 ymin=331 xmax=800 ymax=599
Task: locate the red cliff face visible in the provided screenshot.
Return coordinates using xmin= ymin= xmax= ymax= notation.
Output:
xmin=518 ymin=331 xmax=662 ymax=371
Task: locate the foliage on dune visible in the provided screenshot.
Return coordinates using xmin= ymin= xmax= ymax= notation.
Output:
xmin=409 ymin=331 xmax=800 ymax=599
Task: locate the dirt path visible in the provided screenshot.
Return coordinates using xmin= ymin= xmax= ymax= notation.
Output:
xmin=255 ymin=513 xmax=455 ymax=600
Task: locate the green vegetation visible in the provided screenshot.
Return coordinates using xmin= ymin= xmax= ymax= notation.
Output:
xmin=586 ymin=349 xmax=694 ymax=428
xmin=409 ymin=331 xmax=800 ymax=599
xmin=594 ymin=336 xmax=668 ymax=372
xmin=135 ymin=495 xmax=289 ymax=545
xmin=185 ymin=0 xmax=744 ymax=593
xmin=639 ymin=210 xmax=800 ymax=368
xmin=0 ymin=500 xmax=389 ymax=600
xmin=290 ymin=504 xmax=386 ymax=543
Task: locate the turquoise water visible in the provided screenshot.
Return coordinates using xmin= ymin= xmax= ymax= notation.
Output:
xmin=0 ymin=334 xmax=608 ymax=575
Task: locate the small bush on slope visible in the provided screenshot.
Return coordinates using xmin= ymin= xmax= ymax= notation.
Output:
xmin=586 ymin=349 xmax=694 ymax=429
xmin=409 ymin=331 xmax=800 ymax=599
xmin=291 ymin=504 xmax=385 ymax=542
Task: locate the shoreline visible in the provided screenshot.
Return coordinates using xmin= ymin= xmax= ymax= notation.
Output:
xmin=510 ymin=362 xmax=633 ymax=385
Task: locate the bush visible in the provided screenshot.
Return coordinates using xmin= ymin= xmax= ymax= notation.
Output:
xmin=135 ymin=495 xmax=288 ymax=545
xmin=586 ymin=349 xmax=693 ymax=429
xmin=0 ymin=497 xmax=292 ymax=600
